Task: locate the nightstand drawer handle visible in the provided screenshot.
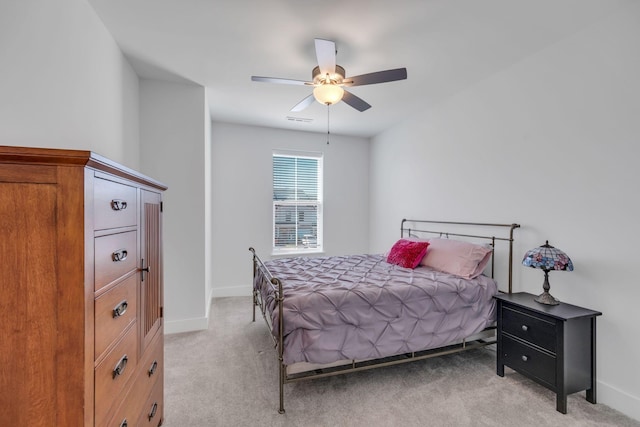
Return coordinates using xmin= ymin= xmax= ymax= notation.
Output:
xmin=521 ymin=355 xmax=529 ymax=362
xmin=521 ymin=325 xmax=529 ymax=332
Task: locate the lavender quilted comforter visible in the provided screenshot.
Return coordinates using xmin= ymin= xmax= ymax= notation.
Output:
xmin=255 ymin=254 xmax=498 ymax=365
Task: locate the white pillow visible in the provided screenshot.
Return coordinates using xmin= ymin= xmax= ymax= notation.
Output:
xmin=420 ymin=238 xmax=492 ymax=279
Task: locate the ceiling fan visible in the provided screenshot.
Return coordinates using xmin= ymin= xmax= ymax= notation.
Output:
xmin=251 ymin=39 xmax=407 ymax=112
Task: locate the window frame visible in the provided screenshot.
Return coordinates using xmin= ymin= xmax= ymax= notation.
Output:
xmin=272 ymin=150 xmax=323 ymax=255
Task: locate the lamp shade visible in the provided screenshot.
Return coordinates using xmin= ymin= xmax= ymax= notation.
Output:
xmin=522 ymin=240 xmax=573 ymax=272
xmin=522 ymin=240 xmax=573 ymax=305
xmin=313 ymin=84 xmax=344 ymax=105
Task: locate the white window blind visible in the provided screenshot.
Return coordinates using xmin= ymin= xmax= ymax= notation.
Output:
xmin=273 ymin=151 xmax=323 ymax=253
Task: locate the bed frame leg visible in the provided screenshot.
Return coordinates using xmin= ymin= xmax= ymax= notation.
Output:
xmin=279 ymin=360 xmax=285 ymax=414
xmin=274 ymin=277 xmax=285 ymax=414
xmin=252 ymin=289 xmax=256 ymax=322
xmin=250 ymin=247 xmax=257 ymax=322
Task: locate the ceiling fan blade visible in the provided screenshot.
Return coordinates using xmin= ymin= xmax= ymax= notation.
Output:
xmin=314 ymin=39 xmax=336 ymax=76
xmin=251 ymin=76 xmax=311 ymax=86
xmin=342 ymin=90 xmax=371 ymax=112
xmin=290 ymin=94 xmax=316 ymax=112
xmin=344 ymin=68 xmax=407 ymax=87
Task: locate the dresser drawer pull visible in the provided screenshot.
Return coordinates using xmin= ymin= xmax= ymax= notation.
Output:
xmin=148 ymin=360 xmax=158 ymax=377
xmin=112 ymin=300 xmax=129 ymax=318
xmin=148 ymin=402 xmax=158 ymax=421
xmin=111 ymin=199 xmax=128 ymax=211
xmin=119 ymin=419 xmax=128 ymax=427
xmin=521 ymin=355 xmax=529 ymax=362
xmin=112 ymin=249 xmax=128 ymax=262
xmin=113 ymin=354 xmax=128 ymax=379
xmin=521 ymin=325 xmax=529 ymax=332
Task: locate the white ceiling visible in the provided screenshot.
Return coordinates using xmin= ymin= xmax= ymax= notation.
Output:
xmin=87 ymin=0 xmax=628 ymax=138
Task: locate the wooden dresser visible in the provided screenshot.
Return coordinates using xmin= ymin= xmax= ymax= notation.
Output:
xmin=0 ymin=146 xmax=167 ymax=426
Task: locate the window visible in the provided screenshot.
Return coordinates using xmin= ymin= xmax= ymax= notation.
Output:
xmin=273 ymin=150 xmax=323 ymax=253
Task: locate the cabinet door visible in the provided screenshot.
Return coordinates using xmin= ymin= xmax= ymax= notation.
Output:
xmin=140 ymin=189 xmax=163 ymax=352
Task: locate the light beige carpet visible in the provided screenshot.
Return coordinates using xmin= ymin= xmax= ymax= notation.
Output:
xmin=163 ymin=297 xmax=639 ymax=427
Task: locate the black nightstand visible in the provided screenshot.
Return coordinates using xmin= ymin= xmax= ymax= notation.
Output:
xmin=495 ymin=292 xmax=602 ymax=414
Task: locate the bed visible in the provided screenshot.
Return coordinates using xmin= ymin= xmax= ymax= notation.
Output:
xmin=250 ymin=219 xmax=520 ymax=413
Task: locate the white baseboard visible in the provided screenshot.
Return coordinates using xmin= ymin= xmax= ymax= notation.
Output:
xmin=164 ymin=287 xmax=243 ymax=335
xmin=599 ymin=380 xmax=640 ymax=421
xmin=164 ymin=316 xmax=209 ymax=334
xmin=165 ymin=288 xmax=213 ymax=334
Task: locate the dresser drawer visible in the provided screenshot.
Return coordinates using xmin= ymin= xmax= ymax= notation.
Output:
xmin=502 ymin=306 xmax=556 ymax=353
xmin=137 ymin=377 xmax=164 ymax=427
xmin=95 ymin=231 xmax=138 ymax=292
xmin=107 ymin=365 xmax=162 ymax=427
xmin=502 ymin=335 xmax=556 ymax=388
xmin=95 ymin=274 xmax=137 ymax=360
xmin=95 ymin=324 xmax=139 ymax=426
xmin=107 ymin=374 xmax=163 ymax=427
xmin=106 ymin=392 xmax=140 ymax=427
xmin=105 ymin=331 xmax=164 ymax=427
xmin=94 ymin=177 xmax=137 ymax=230
xmin=138 ymin=330 xmax=164 ymax=400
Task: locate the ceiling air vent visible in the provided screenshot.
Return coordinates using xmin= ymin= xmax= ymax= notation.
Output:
xmin=286 ymin=116 xmax=313 ymax=123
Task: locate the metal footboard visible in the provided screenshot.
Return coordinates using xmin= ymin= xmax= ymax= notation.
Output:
xmin=249 ymin=247 xmax=286 ymax=413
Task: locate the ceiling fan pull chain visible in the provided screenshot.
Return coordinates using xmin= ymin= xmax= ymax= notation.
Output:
xmin=327 ymin=104 xmax=330 ymax=145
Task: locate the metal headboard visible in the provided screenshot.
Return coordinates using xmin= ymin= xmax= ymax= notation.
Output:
xmin=400 ymin=219 xmax=520 ymax=294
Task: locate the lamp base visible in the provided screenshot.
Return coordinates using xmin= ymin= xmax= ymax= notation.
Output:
xmin=535 ymin=291 xmax=560 ymax=305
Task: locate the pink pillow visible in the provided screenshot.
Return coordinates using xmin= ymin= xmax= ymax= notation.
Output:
xmin=420 ymin=238 xmax=492 ymax=279
xmin=386 ymin=239 xmax=430 ymax=269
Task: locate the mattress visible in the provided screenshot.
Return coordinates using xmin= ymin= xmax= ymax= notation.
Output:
xmin=255 ymin=254 xmax=498 ymax=366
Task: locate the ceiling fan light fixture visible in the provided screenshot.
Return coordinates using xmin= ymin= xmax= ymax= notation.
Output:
xmin=313 ymin=84 xmax=344 ymax=105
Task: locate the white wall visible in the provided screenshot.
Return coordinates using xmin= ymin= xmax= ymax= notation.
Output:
xmin=1 ymin=0 xmax=211 ymax=337
xmin=0 ymin=0 xmax=140 ymax=168
xmin=369 ymin=3 xmax=640 ymax=421
xmin=210 ymin=122 xmax=370 ymax=297
xmin=139 ymin=79 xmax=210 ymax=333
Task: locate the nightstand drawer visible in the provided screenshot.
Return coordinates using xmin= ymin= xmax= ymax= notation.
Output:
xmin=502 ymin=335 xmax=556 ymax=388
xmin=502 ymin=306 xmax=556 ymax=353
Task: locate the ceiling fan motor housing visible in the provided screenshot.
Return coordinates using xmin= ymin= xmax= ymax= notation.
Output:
xmin=312 ymin=65 xmax=345 ymax=85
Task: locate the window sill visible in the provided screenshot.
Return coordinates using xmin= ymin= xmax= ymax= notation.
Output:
xmin=271 ymin=249 xmax=324 ymax=257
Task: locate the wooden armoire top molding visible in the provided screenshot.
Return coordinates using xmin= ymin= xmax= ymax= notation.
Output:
xmin=0 ymin=145 xmax=167 ymax=191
